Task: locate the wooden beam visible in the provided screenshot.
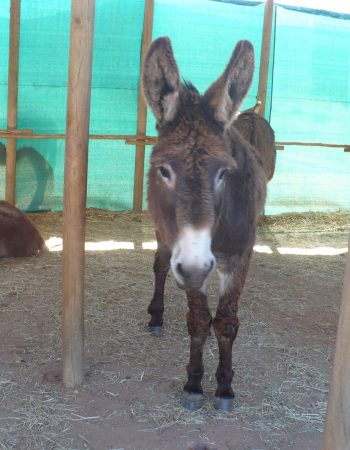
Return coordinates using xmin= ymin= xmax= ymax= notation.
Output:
xmin=6 ymin=0 xmax=21 ymax=205
xmin=257 ymin=0 xmax=274 ymax=118
xmin=322 ymin=234 xmax=350 ymax=449
xmin=133 ymin=0 xmax=154 ymax=212
xmin=125 ymin=137 xmax=156 ymax=145
xmin=1 ymin=129 xmax=32 ymax=137
xmin=278 ymin=141 xmax=350 ymax=148
xmin=1 ymin=128 xmax=349 ymax=152
xmin=62 ymin=0 xmax=95 ymax=388
xmin=0 ymin=130 xmax=157 ymax=143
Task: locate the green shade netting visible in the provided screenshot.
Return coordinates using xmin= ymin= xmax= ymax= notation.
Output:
xmin=0 ymin=0 xmax=349 ymax=213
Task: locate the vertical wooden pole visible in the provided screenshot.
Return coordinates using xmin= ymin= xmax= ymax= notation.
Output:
xmin=322 ymin=234 xmax=350 ymax=450
xmin=6 ymin=0 xmax=21 ymax=205
xmin=257 ymin=0 xmax=274 ymax=118
xmin=133 ymin=0 xmax=154 ymax=212
xmin=62 ymin=0 xmax=95 ymax=388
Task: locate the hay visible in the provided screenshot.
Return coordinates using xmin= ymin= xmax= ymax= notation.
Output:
xmin=0 ymin=210 xmax=348 ymax=448
xmin=259 ymin=210 xmax=350 ymax=232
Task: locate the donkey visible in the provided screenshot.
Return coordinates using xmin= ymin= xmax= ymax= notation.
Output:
xmin=143 ymin=37 xmax=275 ymax=411
xmin=234 ymin=109 xmax=276 ymax=181
xmin=0 ymin=200 xmax=47 ymax=257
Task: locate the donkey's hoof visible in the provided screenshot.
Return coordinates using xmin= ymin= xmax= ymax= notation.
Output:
xmin=181 ymin=392 xmax=203 ymax=411
xmin=214 ymin=395 xmax=234 ymax=412
xmin=148 ymin=325 xmax=163 ymax=336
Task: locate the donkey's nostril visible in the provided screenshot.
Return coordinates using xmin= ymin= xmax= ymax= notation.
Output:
xmin=204 ymin=259 xmax=215 ymax=272
xmin=176 ymin=263 xmax=186 ymax=279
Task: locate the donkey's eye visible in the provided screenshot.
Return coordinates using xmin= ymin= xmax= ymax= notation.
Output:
xmin=217 ymin=168 xmax=227 ymax=181
xmin=157 ymin=164 xmax=175 ymax=187
xmin=158 ymin=165 xmax=171 ymax=180
xmin=215 ymin=168 xmax=229 ymax=192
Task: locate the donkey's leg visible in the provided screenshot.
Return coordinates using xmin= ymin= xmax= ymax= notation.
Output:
xmin=213 ymin=251 xmax=252 ymax=410
xmin=183 ymin=290 xmax=212 ymax=408
xmin=148 ymin=243 xmax=170 ymax=329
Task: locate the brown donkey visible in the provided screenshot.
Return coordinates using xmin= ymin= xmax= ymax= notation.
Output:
xmin=143 ymin=37 xmax=275 ymax=411
xmin=0 ymin=201 xmax=47 ymax=257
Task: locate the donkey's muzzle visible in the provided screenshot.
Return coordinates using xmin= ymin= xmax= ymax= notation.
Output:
xmin=174 ymin=260 xmax=215 ymax=290
xmin=171 ymin=225 xmax=216 ymax=290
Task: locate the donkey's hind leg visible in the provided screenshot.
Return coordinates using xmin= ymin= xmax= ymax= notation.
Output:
xmin=213 ymin=250 xmax=252 ymax=411
xmin=148 ymin=241 xmax=171 ymax=331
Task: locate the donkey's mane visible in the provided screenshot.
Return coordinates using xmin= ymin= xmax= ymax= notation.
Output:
xmin=178 ymin=79 xmax=225 ymax=132
xmin=182 ymin=80 xmax=199 ymax=95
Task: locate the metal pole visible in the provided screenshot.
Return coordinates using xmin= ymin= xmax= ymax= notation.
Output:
xmin=62 ymin=0 xmax=95 ymax=388
xmin=6 ymin=0 xmax=21 ymax=205
xmin=133 ymin=0 xmax=154 ymax=212
xmin=257 ymin=0 xmax=274 ymax=118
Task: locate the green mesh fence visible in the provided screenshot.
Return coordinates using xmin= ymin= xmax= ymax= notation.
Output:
xmin=267 ymin=5 xmax=350 ymax=213
xmin=0 ymin=0 xmax=349 ymax=213
xmin=0 ymin=0 xmax=144 ymax=211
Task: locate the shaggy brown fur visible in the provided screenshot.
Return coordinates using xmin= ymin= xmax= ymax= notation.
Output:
xmin=234 ymin=110 xmax=276 ymax=180
xmin=0 ymin=201 xmax=47 ymax=257
xmin=142 ymin=37 xmax=275 ymax=408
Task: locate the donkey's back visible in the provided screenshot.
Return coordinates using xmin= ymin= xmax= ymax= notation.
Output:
xmin=234 ymin=111 xmax=276 ymax=181
xmin=0 ymin=201 xmax=47 ymax=257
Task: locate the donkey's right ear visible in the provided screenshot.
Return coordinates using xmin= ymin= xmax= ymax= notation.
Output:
xmin=142 ymin=37 xmax=181 ymax=126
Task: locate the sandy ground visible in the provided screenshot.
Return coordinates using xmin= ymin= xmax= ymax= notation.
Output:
xmin=0 ymin=210 xmax=349 ymax=450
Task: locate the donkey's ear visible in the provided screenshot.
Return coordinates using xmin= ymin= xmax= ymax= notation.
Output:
xmin=142 ymin=37 xmax=181 ymax=126
xmin=203 ymin=40 xmax=254 ymax=127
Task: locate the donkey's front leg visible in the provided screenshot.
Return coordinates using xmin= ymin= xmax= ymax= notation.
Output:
xmin=182 ymin=290 xmax=212 ymax=410
xmin=148 ymin=241 xmax=171 ymax=330
xmin=213 ymin=251 xmax=252 ymax=411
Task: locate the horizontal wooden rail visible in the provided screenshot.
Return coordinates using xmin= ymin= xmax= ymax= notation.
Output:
xmin=125 ymin=137 xmax=156 ymax=145
xmin=278 ymin=141 xmax=350 ymax=149
xmin=3 ymin=128 xmax=32 ymax=137
xmin=0 ymin=130 xmax=157 ymax=143
xmin=0 ymin=129 xmax=349 ymax=151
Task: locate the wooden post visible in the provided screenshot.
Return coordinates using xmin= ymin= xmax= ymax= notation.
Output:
xmin=133 ymin=0 xmax=154 ymax=212
xmin=257 ymin=0 xmax=274 ymax=118
xmin=6 ymin=0 xmax=21 ymax=205
xmin=322 ymin=234 xmax=350 ymax=449
xmin=62 ymin=0 xmax=95 ymax=388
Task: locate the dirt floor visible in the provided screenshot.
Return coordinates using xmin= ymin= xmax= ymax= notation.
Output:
xmin=0 ymin=210 xmax=349 ymax=450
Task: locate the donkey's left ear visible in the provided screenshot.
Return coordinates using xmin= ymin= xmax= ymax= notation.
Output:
xmin=142 ymin=37 xmax=181 ymax=126
xmin=203 ymin=40 xmax=254 ymax=127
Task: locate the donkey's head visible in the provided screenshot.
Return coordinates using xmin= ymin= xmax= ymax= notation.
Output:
xmin=143 ymin=37 xmax=254 ymax=290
